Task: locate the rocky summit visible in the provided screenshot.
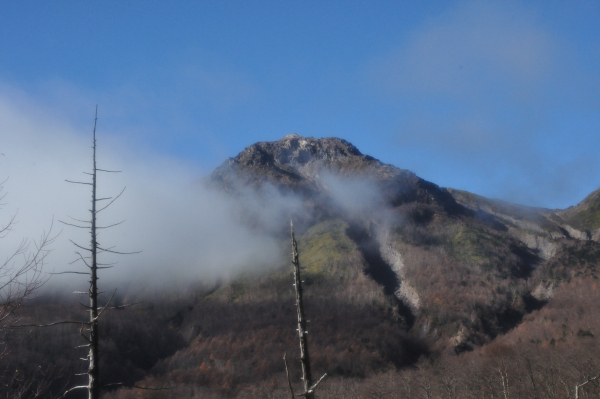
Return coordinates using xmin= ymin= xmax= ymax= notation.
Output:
xmin=211 ymin=134 xmax=460 ymax=212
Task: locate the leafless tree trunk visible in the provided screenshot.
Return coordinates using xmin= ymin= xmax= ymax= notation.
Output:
xmin=87 ymin=107 xmax=100 ymax=399
xmin=498 ymin=356 xmax=510 ymax=399
xmin=60 ymin=107 xmax=138 ymax=399
xmin=525 ymin=357 xmax=538 ymax=399
xmin=289 ymin=221 xmax=326 ymax=399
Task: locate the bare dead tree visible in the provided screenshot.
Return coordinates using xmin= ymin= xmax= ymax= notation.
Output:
xmin=287 ymin=221 xmax=326 ymax=399
xmin=0 ymin=180 xmax=58 ymax=399
xmin=58 ymin=107 xmax=139 ymax=399
xmin=0 ymin=179 xmax=56 ymax=329
xmin=574 ymin=373 xmax=599 ymax=399
xmin=1 ymin=364 xmax=66 ymax=399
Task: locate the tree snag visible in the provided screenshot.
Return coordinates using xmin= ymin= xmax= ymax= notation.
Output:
xmin=61 ymin=107 xmax=139 ymax=399
xmin=290 ymin=221 xmax=326 ymax=398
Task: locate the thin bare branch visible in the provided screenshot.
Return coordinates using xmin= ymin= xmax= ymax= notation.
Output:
xmin=50 ymin=271 xmax=89 ymax=275
xmin=66 ymin=215 xmax=91 ymax=224
xmin=96 ymin=246 xmax=141 ymax=255
xmin=102 ymin=382 xmax=170 ymax=390
xmin=72 ymin=252 xmax=91 ymax=268
xmin=69 ymin=239 xmax=91 ymax=252
xmin=11 ymin=320 xmax=88 ymax=329
xmin=284 ymin=352 xmax=295 ymax=399
xmin=96 ymin=220 xmax=125 ymax=229
xmin=62 ymin=385 xmax=89 ymax=398
xmin=309 ymin=373 xmax=327 ymax=393
xmin=65 ymin=180 xmax=92 ymax=185
xmin=94 ymin=289 xmax=117 ymax=320
xmin=59 ymin=221 xmax=89 ymax=229
xmin=96 ymin=187 xmax=126 ymax=213
xmin=97 ymin=262 xmax=117 ymax=266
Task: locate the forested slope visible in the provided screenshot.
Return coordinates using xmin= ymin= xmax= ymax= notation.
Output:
xmin=3 ymin=134 xmax=600 ymax=398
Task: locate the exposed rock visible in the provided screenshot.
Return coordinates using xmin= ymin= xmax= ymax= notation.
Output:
xmin=563 ymin=225 xmax=590 ymax=241
xmin=593 ymin=228 xmax=600 ymax=242
xmin=378 ymin=228 xmax=420 ymax=311
xmin=395 ymin=283 xmax=421 ymax=312
xmin=211 ymin=134 xmax=463 ymax=213
xmin=445 ymin=187 xmax=600 ymax=258
xmin=508 ymin=228 xmax=558 ymax=260
xmin=532 ymin=281 xmax=555 ymax=301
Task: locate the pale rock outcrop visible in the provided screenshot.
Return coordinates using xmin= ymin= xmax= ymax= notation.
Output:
xmin=532 ymin=281 xmax=555 ymax=301
xmin=378 ymin=229 xmax=421 ymax=311
xmin=593 ymin=228 xmax=600 ymax=242
xmin=563 ymin=225 xmax=590 ymax=241
xmin=508 ymin=228 xmax=558 ymax=260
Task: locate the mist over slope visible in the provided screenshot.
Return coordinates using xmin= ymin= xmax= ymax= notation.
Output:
xmin=6 ymin=133 xmax=600 ymax=398
xmin=208 ymin=134 xmax=600 ymax=352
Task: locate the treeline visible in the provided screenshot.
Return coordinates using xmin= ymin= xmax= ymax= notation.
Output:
xmin=3 ymin=210 xmax=600 ymax=398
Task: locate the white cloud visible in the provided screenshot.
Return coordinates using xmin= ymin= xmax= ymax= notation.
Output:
xmin=0 ymin=87 xmax=283 ymax=294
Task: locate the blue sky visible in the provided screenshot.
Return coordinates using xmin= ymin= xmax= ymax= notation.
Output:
xmin=1 ymin=1 xmax=599 ymax=209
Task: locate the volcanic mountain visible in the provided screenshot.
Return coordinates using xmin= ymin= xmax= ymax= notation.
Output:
xmin=210 ymin=134 xmax=600 ymax=352
xmin=11 ymin=134 xmax=600 ymax=398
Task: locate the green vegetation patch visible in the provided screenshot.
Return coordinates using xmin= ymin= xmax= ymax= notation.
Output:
xmin=562 ymin=188 xmax=600 ymax=231
xmin=297 ymin=219 xmax=357 ymax=275
xmin=565 ymin=206 xmax=600 ymax=231
xmin=447 ymin=225 xmax=511 ymax=275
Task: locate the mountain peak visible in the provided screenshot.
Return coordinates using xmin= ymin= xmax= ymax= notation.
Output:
xmin=280 ymin=133 xmax=302 ymax=140
xmin=210 ymin=135 xmax=463 ymax=214
xmin=242 ymin=134 xmax=364 ymax=168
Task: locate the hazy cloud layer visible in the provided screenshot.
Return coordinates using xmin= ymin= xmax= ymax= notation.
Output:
xmin=369 ymin=1 xmax=600 ymax=207
xmin=0 ymin=91 xmax=286 ymax=293
xmin=321 ymin=173 xmax=385 ymax=218
xmin=0 ymin=86 xmax=408 ymax=296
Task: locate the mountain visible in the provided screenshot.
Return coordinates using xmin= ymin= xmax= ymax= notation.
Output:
xmin=209 ymin=134 xmax=600 ymax=351
xmin=8 ymin=134 xmax=600 ymax=398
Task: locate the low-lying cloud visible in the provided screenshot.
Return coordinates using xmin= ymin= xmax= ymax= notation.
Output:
xmin=0 ymin=92 xmax=294 ymax=294
xmin=0 ymin=86 xmax=406 ymax=298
